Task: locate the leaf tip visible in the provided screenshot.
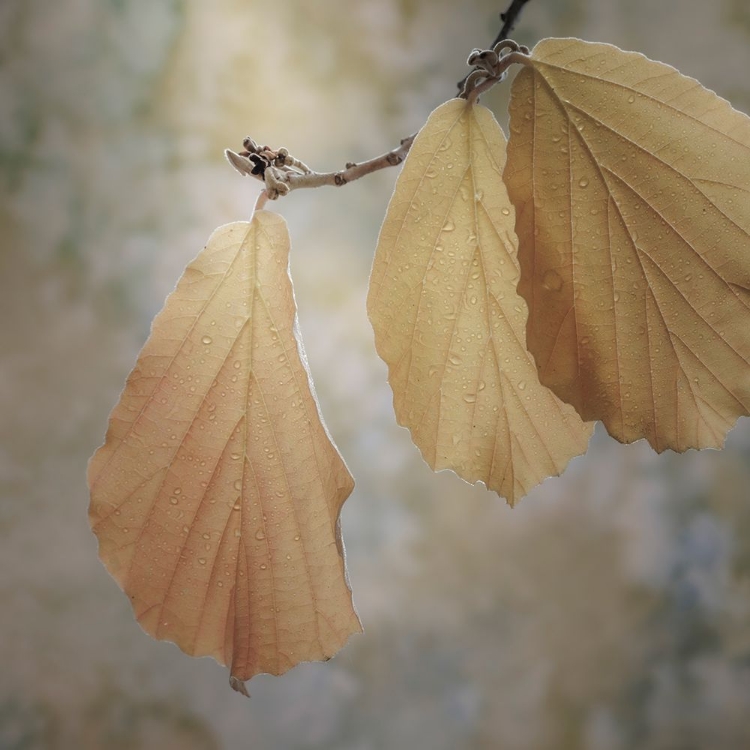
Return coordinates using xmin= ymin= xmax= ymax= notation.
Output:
xmin=229 ymin=676 xmax=251 ymax=698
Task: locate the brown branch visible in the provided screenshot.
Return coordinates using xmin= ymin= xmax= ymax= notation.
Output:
xmin=492 ymin=0 xmax=534 ymax=48
xmin=227 ymin=0 xmax=534 ymax=200
xmin=226 ymin=135 xmax=416 ymax=200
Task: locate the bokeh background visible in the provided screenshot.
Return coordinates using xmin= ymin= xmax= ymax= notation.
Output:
xmin=3 ymin=1 xmax=750 ymax=748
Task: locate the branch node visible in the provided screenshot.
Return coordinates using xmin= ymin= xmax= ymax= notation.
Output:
xmin=457 ymin=0 xmax=533 ymax=92
xmin=461 ymin=42 xmax=531 ymax=102
xmin=274 ymin=146 xmax=290 ymax=167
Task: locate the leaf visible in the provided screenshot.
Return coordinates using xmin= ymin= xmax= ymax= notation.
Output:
xmin=88 ymin=213 xmax=361 ymax=691
xmin=367 ymin=99 xmax=592 ymax=505
xmin=504 ymin=38 xmax=750 ymax=452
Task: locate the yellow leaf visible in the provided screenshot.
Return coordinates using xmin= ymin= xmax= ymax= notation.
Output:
xmin=368 ymin=99 xmax=592 ymax=505
xmin=505 ymin=38 xmax=750 ymax=451
xmin=88 ymin=213 xmax=360 ymax=690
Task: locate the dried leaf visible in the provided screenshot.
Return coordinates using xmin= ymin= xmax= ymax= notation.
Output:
xmin=367 ymin=99 xmax=592 ymax=505
xmin=505 ymin=38 xmax=750 ymax=451
xmin=88 ymin=213 xmax=360 ymax=689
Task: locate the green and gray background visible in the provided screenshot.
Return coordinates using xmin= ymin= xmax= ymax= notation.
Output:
xmin=3 ymin=1 xmax=750 ymax=748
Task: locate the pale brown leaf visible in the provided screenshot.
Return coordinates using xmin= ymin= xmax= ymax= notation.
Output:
xmin=368 ymin=99 xmax=592 ymax=505
xmin=505 ymin=38 xmax=750 ymax=451
xmin=88 ymin=213 xmax=360 ymax=689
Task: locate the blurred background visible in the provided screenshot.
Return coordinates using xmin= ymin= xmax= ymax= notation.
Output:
xmin=3 ymin=1 xmax=750 ymax=748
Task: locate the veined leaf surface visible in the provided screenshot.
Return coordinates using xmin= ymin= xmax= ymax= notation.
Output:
xmin=368 ymin=99 xmax=592 ymax=505
xmin=505 ymin=38 xmax=750 ymax=451
xmin=88 ymin=214 xmax=360 ymax=691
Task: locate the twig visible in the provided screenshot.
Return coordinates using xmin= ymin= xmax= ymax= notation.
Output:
xmin=227 ymin=136 xmax=416 ymax=200
xmin=457 ymin=0 xmax=533 ymax=93
xmin=227 ymin=0 xmax=534 ymax=199
xmin=491 ymin=0 xmax=534 ymax=48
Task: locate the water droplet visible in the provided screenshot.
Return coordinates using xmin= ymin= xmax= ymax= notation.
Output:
xmin=169 ymin=496 xmax=179 ymax=505
xmin=448 ymin=354 xmax=462 ymax=366
xmin=463 ymin=393 xmax=477 ymax=404
xmin=628 ymin=94 xmax=635 ymax=103
xmin=501 ymin=207 xmax=511 ymax=216
xmin=442 ymin=220 xmax=455 ymax=233
xmin=198 ymin=557 xmax=207 ymax=565
xmin=202 ymin=532 xmax=210 ymax=540
xmin=578 ymin=177 xmax=589 ymax=188
xmin=260 ymin=563 xmax=268 ymax=570
xmin=182 ymin=525 xmax=189 ymax=534
xmin=231 ymin=452 xmax=241 ymax=460
xmin=517 ymin=381 xmax=527 ymax=391
xmin=474 ymin=190 xmax=484 ymax=201
xmin=294 ymin=534 xmax=301 ymax=541
xmin=202 ymin=336 xmax=213 ymax=345
xmin=542 ymin=270 xmax=563 ymax=292
xmin=255 ymin=529 xmax=265 ymax=540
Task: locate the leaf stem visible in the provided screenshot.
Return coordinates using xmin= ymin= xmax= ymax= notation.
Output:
xmin=253 ymin=189 xmax=270 ymax=212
